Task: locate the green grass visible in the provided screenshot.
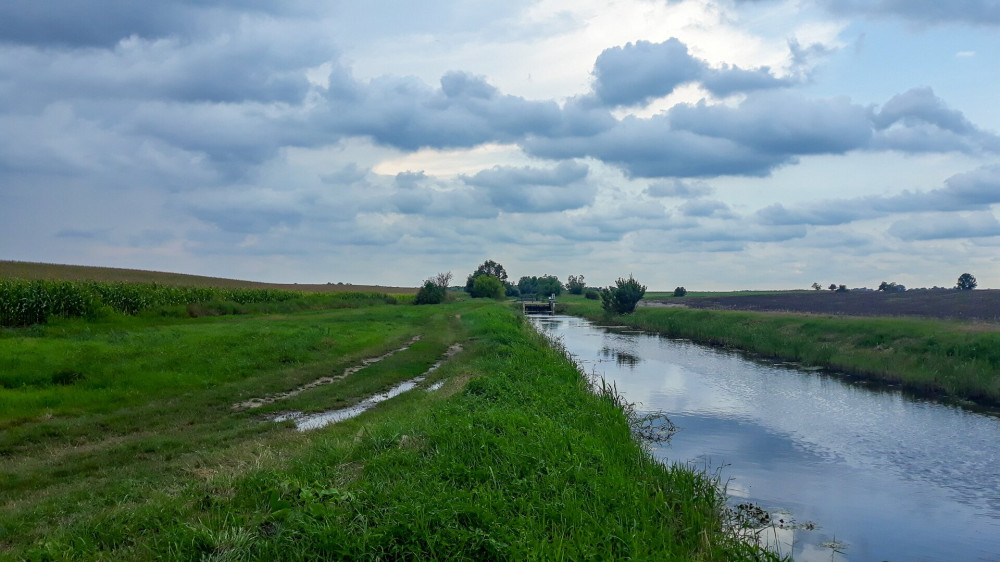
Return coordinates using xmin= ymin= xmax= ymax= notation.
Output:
xmin=567 ymin=295 xmax=1000 ymax=406
xmin=0 ymin=296 xmax=770 ymax=560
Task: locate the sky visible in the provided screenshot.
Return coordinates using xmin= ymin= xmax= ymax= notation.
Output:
xmin=1 ymin=0 xmax=999 ymax=290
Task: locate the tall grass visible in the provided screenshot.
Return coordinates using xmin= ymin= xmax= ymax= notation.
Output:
xmin=0 ymin=279 xmax=400 ymax=327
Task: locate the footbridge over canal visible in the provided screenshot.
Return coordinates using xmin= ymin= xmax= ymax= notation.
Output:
xmin=520 ymin=294 xmax=556 ymax=314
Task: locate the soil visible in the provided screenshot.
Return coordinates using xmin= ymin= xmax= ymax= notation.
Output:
xmin=662 ymin=289 xmax=1000 ymax=323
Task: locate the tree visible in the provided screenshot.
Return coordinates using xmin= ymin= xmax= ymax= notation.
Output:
xmin=835 ymin=284 xmax=849 ymax=293
xmin=518 ymin=275 xmax=562 ymax=297
xmin=464 ymin=260 xmax=508 ymax=293
xmin=601 ymin=275 xmax=646 ymax=315
xmin=956 ymin=273 xmax=977 ymax=291
xmin=828 ymin=283 xmax=837 ymax=291
xmin=504 ymin=283 xmax=520 ymax=297
xmin=471 ymin=275 xmax=505 ymax=299
xmin=433 ymin=271 xmax=452 ymax=289
xmin=673 ymin=286 xmax=687 ymax=297
xmin=565 ymin=275 xmax=586 ymax=295
xmin=811 ymin=283 xmax=822 ymax=291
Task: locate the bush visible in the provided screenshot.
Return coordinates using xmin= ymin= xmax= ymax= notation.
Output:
xmin=585 ymin=290 xmax=600 ymax=300
xmin=600 ymin=275 xmax=647 ymax=314
xmin=471 ymin=275 xmax=505 ymax=299
xmin=673 ymin=286 xmax=687 ymax=297
xmin=414 ymin=281 xmax=447 ymax=305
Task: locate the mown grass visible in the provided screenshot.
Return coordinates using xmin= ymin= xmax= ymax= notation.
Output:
xmin=0 ymin=295 xmax=771 ymax=560
xmin=568 ymin=296 xmax=1000 ymax=406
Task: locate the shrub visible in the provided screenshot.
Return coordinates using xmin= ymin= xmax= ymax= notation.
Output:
xmin=414 ymin=281 xmax=447 ymax=305
xmin=471 ymin=275 xmax=505 ymax=300
xmin=585 ymin=290 xmax=600 ymax=300
xmin=600 ymin=275 xmax=647 ymax=314
xmin=673 ymin=286 xmax=687 ymax=297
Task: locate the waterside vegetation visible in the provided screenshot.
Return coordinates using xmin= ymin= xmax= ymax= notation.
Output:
xmin=567 ymin=295 xmax=1000 ymax=407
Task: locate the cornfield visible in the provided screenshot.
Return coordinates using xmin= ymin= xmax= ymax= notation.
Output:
xmin=0 ymin=279 xmax=302 ymax=327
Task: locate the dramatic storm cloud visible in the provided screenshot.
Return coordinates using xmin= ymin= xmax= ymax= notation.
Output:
xmin=1 ymin=0 xmax=998 ymax=289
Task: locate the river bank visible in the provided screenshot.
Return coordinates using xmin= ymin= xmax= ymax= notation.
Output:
xmin=1 ymin=298 xmax=771 ymax=560
xmin=566 ymin=296 xmax=1000 ymax=409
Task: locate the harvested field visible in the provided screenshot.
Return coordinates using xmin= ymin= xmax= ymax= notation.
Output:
xmin=0 ymin=260 xmax=417 ymax=294
xmin=666 ymin=289 xmax=1000 ymax=323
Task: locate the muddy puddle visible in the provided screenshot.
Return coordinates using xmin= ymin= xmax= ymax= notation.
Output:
xmin=271 ymin=343 xmax=462 ymax=431
xmin=233 ymin=336 xmax=422 ymax=410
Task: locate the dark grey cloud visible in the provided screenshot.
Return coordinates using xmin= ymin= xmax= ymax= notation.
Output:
xmin=0 ymin=23 xmax=329 ymax=107
xmin=669 ymin=91 xmax=873 ymax=156
xmin=889 ymin=212 xmax=1000 ymax=241
xmin=0 ymin=0 xmax=316 ymax=48
xmin=756 ymin=164 xmax=1000 ymax=227
xmin=463 ymin=161 xmax=589 ymax=188
xmin=462 ymin=162 xmax=595 ymax=213
xmin=673 ymin=223 xmax=808 ymax=244
xmin=56 ymin=228 xmax=111 ymax=240
xmin=325 ymin=71 xmax=565 ymax=151
xmin=591 ymin=39 xmax=703 ymax=106
xmin=700 ymin=65 xmax=796 ymax=97
xmin=525 ymin=114 xmax=787 ymax=178
xmin=590 ymin=38 xmax=795 ymax=107
xmin=190 ymin=205 xmax=303 ymax=235
xmin=871 ymin=87 xmax=1000 ymax=154
xmin=646 ymin=179 xmax=714 ymax=198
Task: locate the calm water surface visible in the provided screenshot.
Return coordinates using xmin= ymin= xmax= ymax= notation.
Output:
xmin=531 ymin=315 xmax=1000 ymax=562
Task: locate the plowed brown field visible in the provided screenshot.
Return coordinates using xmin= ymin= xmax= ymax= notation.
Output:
xmin=666 ymin=290 xmax=1000 ymax=323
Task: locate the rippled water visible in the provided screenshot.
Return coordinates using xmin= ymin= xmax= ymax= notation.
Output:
xmin=531 ymin=315 xmax=1000 ymax=562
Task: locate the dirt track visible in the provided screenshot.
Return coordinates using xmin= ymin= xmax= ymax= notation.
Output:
xmin=660 ymin=290 xmax=1000 ymax=323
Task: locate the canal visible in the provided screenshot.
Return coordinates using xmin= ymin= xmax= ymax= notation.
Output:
xmin=530 ymin=315 xmax=1000 ymax=561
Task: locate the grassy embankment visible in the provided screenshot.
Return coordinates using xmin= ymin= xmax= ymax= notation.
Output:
xmin=567 ymin=295 xmax=1000 ymax=407
xmin=1 ymin=284 xmax=770 ymax=559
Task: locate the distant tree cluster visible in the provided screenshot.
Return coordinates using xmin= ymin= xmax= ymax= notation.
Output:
xmin=878 ymin=281 xmax=906 ymax=292
xmin=518 ymin=275 xmax=562 ymax=297
xmin=673 ymin=286 xmax=687 ymax=297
